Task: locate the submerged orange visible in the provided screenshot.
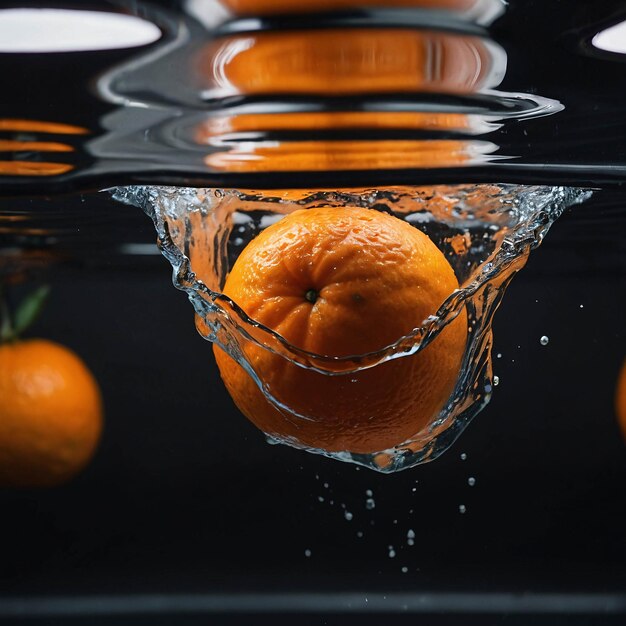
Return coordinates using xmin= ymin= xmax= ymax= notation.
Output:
xmin=213 ymin=206 xmax=467 ymax=454
xmin=0 ymin=339 xmax=103 ymax=487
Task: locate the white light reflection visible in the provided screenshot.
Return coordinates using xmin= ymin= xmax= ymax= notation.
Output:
xmin=0 ymin=9 xmax=161 ymax=53
xmin=592 ymin=20 xmax=626 ymax=55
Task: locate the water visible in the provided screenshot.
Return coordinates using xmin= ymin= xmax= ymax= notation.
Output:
xmin=111 ymin=183 xmax=589 ymax=472
xmin=0 ymin=0 xmax=625 ymax=622
xmin=1 ymin=0 xmax=626 ymax=194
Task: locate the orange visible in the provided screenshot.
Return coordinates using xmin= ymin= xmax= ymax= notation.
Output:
xmin=617 ymin=359 xmax=626 ymax=441
xmin=213 ymin=206 xmax=467 ymax=454
xmin=0 ymin=339 xmax=102 ymax=487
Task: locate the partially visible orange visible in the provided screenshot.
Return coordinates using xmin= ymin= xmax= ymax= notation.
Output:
xmin=0 ymin=339 xmax=102 ymax=487
xmin=617 ymin=359 xmax=626 ymax=441
xmin=213 ymin=206 xmax=467 ymax=454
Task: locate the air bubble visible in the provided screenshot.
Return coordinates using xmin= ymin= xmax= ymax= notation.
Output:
xmin=459 ymin=504 xmax=467 ymax=514
xmin=344 ymin=511 xmax=353 ymax=521
xmin=493 ymin=375 xmax=499 ymax=386
xmin=468 ymin=477 xmax=476 ymax=487
xmin=540 ymin=335 xmax=549 ymax=346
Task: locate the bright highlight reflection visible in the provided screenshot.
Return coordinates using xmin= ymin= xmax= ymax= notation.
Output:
xmin=592 ymin=20 xmax=626 ymax=55
xmin=0 ymin=9 xmax=161 ymax=53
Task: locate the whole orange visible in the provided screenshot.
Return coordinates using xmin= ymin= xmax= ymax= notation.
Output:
xmin=0 ymin=339 xmax=103 ymax=487
xmin=213 ymin=206 xmax=467 ymax=454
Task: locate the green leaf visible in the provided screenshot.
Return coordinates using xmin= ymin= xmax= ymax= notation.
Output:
xmin=13 ymin=286 xmax=50 ymax=337
xmin=0 ymin=292 xmax=13 ymax=342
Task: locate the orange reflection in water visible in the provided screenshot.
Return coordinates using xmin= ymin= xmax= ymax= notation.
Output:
xmin=617 ymin=360 xmax=626 ymax=442
xmin=0 ymin=140 xmax=74 ymax=152
xmin=196 ymin=24 xmax=503 ymax=173
xmin=0 ymin=161 xmax=73 ymax=176
xmin=200 ymin=111 xmax=474 ymax=134
xmin=0 ymin=119 xmax=86 ymax=177
xmin=0 ymin=119 xmax=88 ymax=135
xmin=205 ymin=138 xmax=495 ymax=172
xmin=221 ymin=0 xmax=481 ymax=15
xmin=200 ymin=28 xmax=501 ymax=98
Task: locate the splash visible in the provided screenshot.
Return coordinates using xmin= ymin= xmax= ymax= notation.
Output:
xmin=111 ymin=184 xmax=590 ymax=472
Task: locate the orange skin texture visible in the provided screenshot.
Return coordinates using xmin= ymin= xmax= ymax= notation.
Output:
xmin=0 ymin=339 xmax=102 ymax=487
xmin=617 ymin=359 xmax=626 ymax=441
xmin=213 ymin=206 xmax=467 ymax=454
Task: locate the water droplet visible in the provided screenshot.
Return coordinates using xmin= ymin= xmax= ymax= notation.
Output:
xmin=468 ymin=477 xmax=476 ymax=487
xmin=356 ymin=531 xmax=364 ymax=538
xmin=493 ymin=375 xmax=500 ymax=386
xmin=393 ymin=519 xmax=398 ymax=525
xmin=318 ymin=496 xmax=324 ymax=503
xmin=365 ymin=498 xmax=375 ymax=510
xmin=496 ymin=352 xmax=502 ymax=359
xmin=540 ymin=335 xmax=549 ymax=346
xmin=388 ymin=545 xmax=396 ymax=558
xmin=579 ymin=304 xmax=584 ymax=309
xmin=459 ymin=504 xmax=467 ymax=514
xmin=401 ymin=566 xmax=409 ymax=574
xmin=323 ymin=482 xmax=329 ymax=489
xmin=344 ymin=511 xmax=353 ymax=521
xmin=460 ymin=453 xmax=468 ymax=461
xmin=304 ymin=549 xmax=312 ymax=557
xmin=365 ymin=489 xmax=373 ymax=497
xmin=407 ymin=529 xmax=415 ymax=546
